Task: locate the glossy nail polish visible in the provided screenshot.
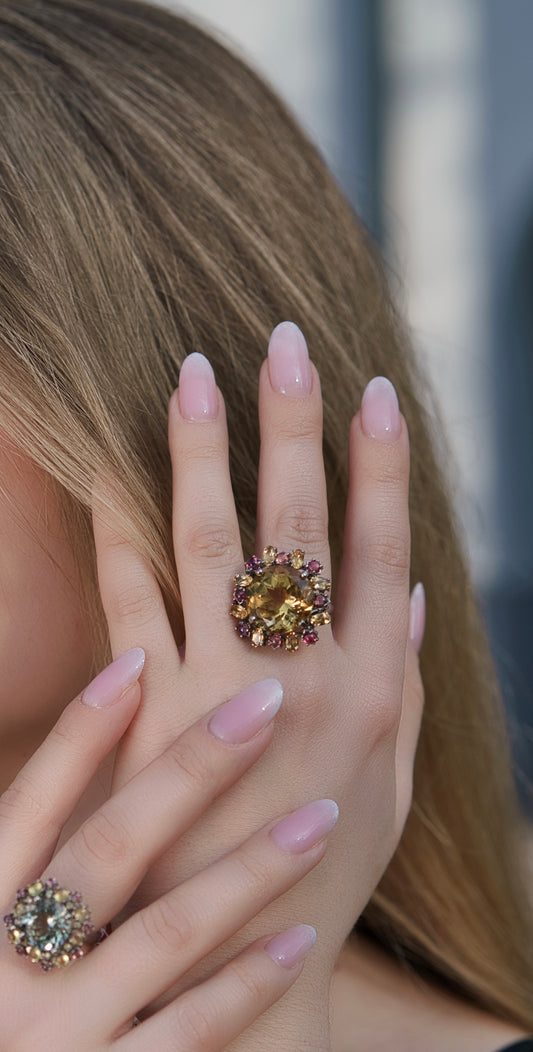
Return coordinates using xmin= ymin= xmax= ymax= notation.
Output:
xmin=208 ymin=679 xmax=283 ymax=743
xmin=178 ymin=352 xmax=218 ymax=421
xmin=271 ymin=798 xmax=339 ymax=853
xmin=361 ymin=376 xmax=401 ymax=441
xmin=409 ymin=582 xmax=426 ymax=654
xmin=265 ymin=924 xmax=317 ymax=968
xmin=267 ymin=321 xmax=312 ymax=397
xmin=81 ymin=648 xmax=145 ymax=709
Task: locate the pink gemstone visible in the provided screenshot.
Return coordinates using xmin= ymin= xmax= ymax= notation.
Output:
xmin=267 ymin=633 xmax=283 ymax=649
xmin=234 ymin=587 xmax=248 ymax=604
xmin=313 ymin=594 xmax=328 ymax=608
xmin=275 ymin=552 xmax=290 ymax=564
xmin=237 ymin=622 xmax=251 ymax=638
xmin=307 ymin=560 xmax=321 ymax=574
xmin=303 ymin=630 xmax=318 ymax=645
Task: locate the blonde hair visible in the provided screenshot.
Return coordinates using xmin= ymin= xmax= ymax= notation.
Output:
xmin=0 ymin=0 xmax=531 ymax=1027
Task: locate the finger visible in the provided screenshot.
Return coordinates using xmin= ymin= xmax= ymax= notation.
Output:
xmin=256 ymin=324 xmax=330 ymax=575
xmin=395 ymin=584 xmax=426 ymax=831
xmin=92 ymin=481 xmax=181 ymax=759
xmin=71 ymin=799 xmax=339 ymax=1032
xmin=120 ymin=926 xmax=316 ymax=1051
xmin=334 ymin=378 xmax=411 ymax=703
xmin=0 ymin=649 xmax=143 ymax=895
xmin=168 ymin=354 xmax=243 ymax=666
xmin=44 ymin=679 xmax=284 ymax=927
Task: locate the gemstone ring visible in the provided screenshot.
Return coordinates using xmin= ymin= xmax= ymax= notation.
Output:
xmin=230 ymin=546 xmax=332 ymax=652
xmin=4 ymin=878 xmax=94 ymax=971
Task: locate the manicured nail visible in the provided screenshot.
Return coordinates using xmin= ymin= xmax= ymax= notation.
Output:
xmin=81 ymin=648 xmax=145 ymax=709
xmin=268 ymin=321 xmax=312 ymax=397
xmin=361 ymin=376 xmax=401 ymax=441
xmin=265 ymin=924 xmax=317 ymax=969
xmin=208 ymin=679 xmax=283 ymax=744
xmin=409 ymin=582 xmax=426 ymax=654
xmin=178 ymin=352 xmax=218 ymax=421
xmin=271 ymin=798 xmax=339 ymax=853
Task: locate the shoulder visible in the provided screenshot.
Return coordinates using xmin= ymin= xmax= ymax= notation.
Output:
xmin=330 ymin=937 xmax=530 ymax=1052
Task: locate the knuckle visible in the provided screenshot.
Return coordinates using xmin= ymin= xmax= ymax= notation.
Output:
xmin=358 ymin=529 xmax=410 ymax=584
xmin=182 ymin=441 xmax=227 ymax=467
xmin=273 ymin=416 xmax=321 ymax=444
xmin=140 ymin=895 xmax=196 ymax=957
xmin=183 ymin=521 xmax=239 ymax=566
xmin=74 ymin=810 xmax=134 ymax=869
xmin=163 ymin=735 xmax=215 ymax=795
xmin=232 ymin=958 xmax=269 ymax=1001
xmin=365 ymin=447 xmax=409 ymax=488
xmin=275 ymin=503 xmax=328 ymax=550
xmin=175 ymin=997 xmax=218 ymax=1047
xmin=0 ymin=775 xmax=50 ymax=827
xmin=108 ymin=579 xmax=161 ymax=627
xmin=364 ymin=682 xmax=402 ymax=747
xmin=232 ymin=850 xmax=270 ymax=894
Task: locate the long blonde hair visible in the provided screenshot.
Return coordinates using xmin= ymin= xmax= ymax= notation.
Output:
xmin=0 ymin=0 xmax=531 ymax=1027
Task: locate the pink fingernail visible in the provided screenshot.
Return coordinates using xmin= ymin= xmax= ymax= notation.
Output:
xmin=265 ymin=924 xmax=317 ymax=969
xmin=267 ymin=321 xmax=312 ymax=397
xmin=271 ymin=798 xmax=339 ymax=854
xmin=81 ymin=648 xmax=145 ymax=709
xmin=361 ymin=376 xmax=401 ymax=441
xmin=178 ymin=353 xmax=219 ymax=421
xmin=208 ymin=679 xmax=283 ymax=744
xmin=409 ymin=582 xmax=426 ymax=654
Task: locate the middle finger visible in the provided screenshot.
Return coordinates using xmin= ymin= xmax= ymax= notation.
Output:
xmin=255 ymin=323 xmax=331 ymax=579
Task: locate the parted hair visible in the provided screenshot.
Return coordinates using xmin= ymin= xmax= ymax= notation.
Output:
xmin=0 ymin=0 xmax=531 ymax=1028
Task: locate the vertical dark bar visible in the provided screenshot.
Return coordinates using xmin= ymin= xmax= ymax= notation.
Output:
xmin=334 ymin=0 xmax=384 ymax=242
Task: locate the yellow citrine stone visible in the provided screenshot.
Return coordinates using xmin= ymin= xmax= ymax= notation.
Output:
xmin=246 ymin=565 xmax=315 ymax=634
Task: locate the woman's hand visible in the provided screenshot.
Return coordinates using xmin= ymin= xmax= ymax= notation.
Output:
xmin=0 ymin=656 xmax=335 ymax=1050
xmin=94 ymin=322 xmax=425 ymax=1044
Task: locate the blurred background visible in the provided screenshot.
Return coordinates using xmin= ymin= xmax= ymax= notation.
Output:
xmin=163 ymin=0 xmax=533 ymax=814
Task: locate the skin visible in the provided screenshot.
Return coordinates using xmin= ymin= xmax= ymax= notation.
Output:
xmin=0 ymin=324 xmax=526 ymax=1049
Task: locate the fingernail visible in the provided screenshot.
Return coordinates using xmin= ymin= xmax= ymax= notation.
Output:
xmin=208 ymin=679 xmax=283 ymax=744
xmin=81 ymin=647 xmax=146 ymax=709
xmin=267 ymin=321 xmax=312 ymax=397
xmin=265 ymin=924 xmax=317 ymax=969
xmin=361 ymin=376 xmax=401 ymax=442
xmin=178 ymin=353 xmax=218 ymax=421
xmin=271 ymin=798 xmax=339 ymax=854
xmin=409 ymin=582 xmax=426 ymax=654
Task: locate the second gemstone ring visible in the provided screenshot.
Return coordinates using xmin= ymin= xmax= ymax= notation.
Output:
xmin=230 ymin=546 xmax=332 ymax=652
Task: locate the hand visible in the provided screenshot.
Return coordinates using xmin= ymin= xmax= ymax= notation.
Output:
xmin=94 ymin=322 xmax=425 ymax=1044
xmin=0 ymin=655 xmax=334 ymax=1050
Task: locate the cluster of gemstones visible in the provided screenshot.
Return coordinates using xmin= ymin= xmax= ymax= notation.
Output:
xmin=4 ymin=878 xmax=94 ymax=971
xmin=230 ymin=546 xmax=332 ymax=652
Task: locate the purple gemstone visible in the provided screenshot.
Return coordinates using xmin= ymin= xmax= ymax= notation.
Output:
xmin=303 ymin=630 xmax=318 ymax=645
xmin=237 ymin=622 xmax=251 ymax=638
xmin=267 ymin=633 xmax=283 ymax=649
xmin=245 ymin=555 xmax=262 ymax=573
xmin=275 ymin=552 xmax=290 ymax=565
xmin=234 ymin=587 xmax=248 ymax=605
xmin=313 ymin=594 xmax=329 ymax=608
xmin=307 ymin=560 xmax=321 ymax=574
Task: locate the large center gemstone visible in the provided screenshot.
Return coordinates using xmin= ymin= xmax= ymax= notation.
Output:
xmin=24 ymin=901 xmax=71 ymax=953
xmin=246 ymin=565 xmax=315 ymax=632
